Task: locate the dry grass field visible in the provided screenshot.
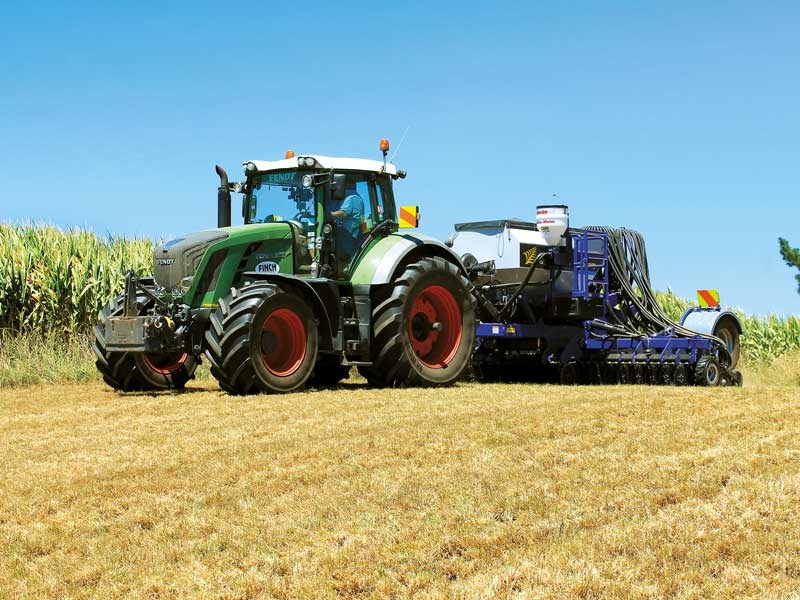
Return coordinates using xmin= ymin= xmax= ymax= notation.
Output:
xmin=1 ymin=379 xmax=799 ymax=599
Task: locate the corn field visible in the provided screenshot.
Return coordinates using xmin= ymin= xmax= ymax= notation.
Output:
xmin=0 ymin=224 xmax=153 ymax=334
xmin=0 ymin=225 xmax=797 ymax=363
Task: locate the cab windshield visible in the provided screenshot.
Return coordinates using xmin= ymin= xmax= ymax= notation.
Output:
xmin=244 ymin=171 xmax=316 ymax=232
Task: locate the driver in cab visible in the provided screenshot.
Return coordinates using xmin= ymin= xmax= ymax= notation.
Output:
xmin=328 ymin=183 xmax=365 ymax=261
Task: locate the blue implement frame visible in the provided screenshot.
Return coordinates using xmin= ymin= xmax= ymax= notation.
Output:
xmin=475 ymin=229 xmax=720 ymax=368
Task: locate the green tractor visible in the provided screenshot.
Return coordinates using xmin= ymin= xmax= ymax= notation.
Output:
xmin=94 ymin=141 xmax=476 ymax=393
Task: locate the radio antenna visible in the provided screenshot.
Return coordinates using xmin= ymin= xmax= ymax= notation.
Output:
xmin=389 ymin=125 xmax=411 ymax=163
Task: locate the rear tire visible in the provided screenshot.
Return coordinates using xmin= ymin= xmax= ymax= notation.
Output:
xmin=360 ymin=257 xmax=475 ymax=387
xmin=93 ymin=291 xmax=197 ymax=391
xmin=205 ymin=284 xmax=318 ymax=394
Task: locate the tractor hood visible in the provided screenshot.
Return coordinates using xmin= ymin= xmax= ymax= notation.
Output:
xmin=153 ymin=223 xmax=295 ymax=292
xmin=154 ymin=230 xmax=230 ymax=291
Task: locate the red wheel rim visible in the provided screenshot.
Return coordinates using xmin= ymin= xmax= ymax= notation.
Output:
xmin=143 ymin=352 xmax=188 ymax=375
xmin=408 ymin=285 xmax=462 ymax=368
xmin=260 ymin=308 xmax=306 ymax=376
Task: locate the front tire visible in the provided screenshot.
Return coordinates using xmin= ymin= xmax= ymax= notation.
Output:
xmin=205 ymin=284 xmax=318 ymax=394
xmin=134 ymin=352 xmax=196 ymax=389
xmin=359 ymin=257 xmax=475 ymax=387
xmin=94 ymin=291 xmax=197 ymax=391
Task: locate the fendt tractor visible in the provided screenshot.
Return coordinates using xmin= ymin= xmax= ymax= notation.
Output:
xmin=94 ymin=141 xmax=744 ymax=393
xmin=94 ymin=141 xmax=477 ymax=393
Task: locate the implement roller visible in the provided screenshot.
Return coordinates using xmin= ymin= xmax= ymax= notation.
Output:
xmin=449 ymin=205 xmax=743 ymax=386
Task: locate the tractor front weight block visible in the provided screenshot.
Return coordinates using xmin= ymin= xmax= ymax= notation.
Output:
xmin=104 ymin=271 xmax=189 ymax=354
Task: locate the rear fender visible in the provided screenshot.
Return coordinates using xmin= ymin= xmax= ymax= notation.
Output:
xmin=350 ymin=233 xmax=466 ymax=286
xmin=242 ymin=273 xmax=338 ymax=352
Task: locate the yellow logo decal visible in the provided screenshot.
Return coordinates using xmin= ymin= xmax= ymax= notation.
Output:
xmin=522 ymin=247 xmax=538 ymax=266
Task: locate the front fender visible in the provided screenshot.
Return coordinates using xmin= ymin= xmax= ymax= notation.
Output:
xmin=349 ymin=232 xmax=466 ymax=285
xmin=241 ymin=273 xmax=338 ymax=352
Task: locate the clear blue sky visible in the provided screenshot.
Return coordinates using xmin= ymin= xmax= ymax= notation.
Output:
xmin=1 ymin=1 xmax=798 ymax=315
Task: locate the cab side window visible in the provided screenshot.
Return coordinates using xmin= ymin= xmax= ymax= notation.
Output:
xmin=365 ymin=177 xmax=394 ymax=230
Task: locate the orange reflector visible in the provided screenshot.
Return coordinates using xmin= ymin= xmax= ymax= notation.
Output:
xmin=697 ymin=289 xmax=720 ymax=308
xmin=399 ymin=205 xmax=419 ymax=229
xmin=285 ymin=150 xmax=295 ymax=159
xmin=379 ymin=138 xmax=390 ymax=153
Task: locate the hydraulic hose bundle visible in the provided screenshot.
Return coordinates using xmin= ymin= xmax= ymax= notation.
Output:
xmin=586 ymin=226 xmax=730 ymax=361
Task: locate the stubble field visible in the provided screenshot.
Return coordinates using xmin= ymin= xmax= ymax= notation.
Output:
xmin=1 ymin=379 xmax=799 ymax=599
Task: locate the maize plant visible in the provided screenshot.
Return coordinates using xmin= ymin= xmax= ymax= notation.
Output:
xmin=0 ymin=224 xmax=153 ymax=334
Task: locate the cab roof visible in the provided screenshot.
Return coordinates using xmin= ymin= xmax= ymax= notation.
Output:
xmin=244 ymin=154 xmax=399 ymax=176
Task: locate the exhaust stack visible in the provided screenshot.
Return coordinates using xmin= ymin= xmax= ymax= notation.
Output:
xmin=216 ymin=165 xmax=231 ymax=228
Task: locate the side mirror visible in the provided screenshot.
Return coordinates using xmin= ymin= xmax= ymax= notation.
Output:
xmin=331 ymin=174 xmax=347 ymax=201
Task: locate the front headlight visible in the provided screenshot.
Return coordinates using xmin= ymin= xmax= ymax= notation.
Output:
xmin=179 ymin=276 xmax=194 ymax=294
xmin=302 ymin=174 xmax=314 ymax=188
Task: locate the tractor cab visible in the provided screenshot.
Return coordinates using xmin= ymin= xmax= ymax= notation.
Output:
xmin=223 ymin=146 xmax=409 ymax=279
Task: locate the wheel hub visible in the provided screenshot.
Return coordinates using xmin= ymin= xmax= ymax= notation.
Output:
xmin=143 ymin=352 xmax=187 ymax=375
xmin=410 ymin=298 xmax=439 ymax=355
xmin=408 ymin=285 xmax=462 ymax=368
xmin=260 ymin=331 xmax=277 ymax=355
xmin=260 ymin=308 xmax=306 ymax=377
